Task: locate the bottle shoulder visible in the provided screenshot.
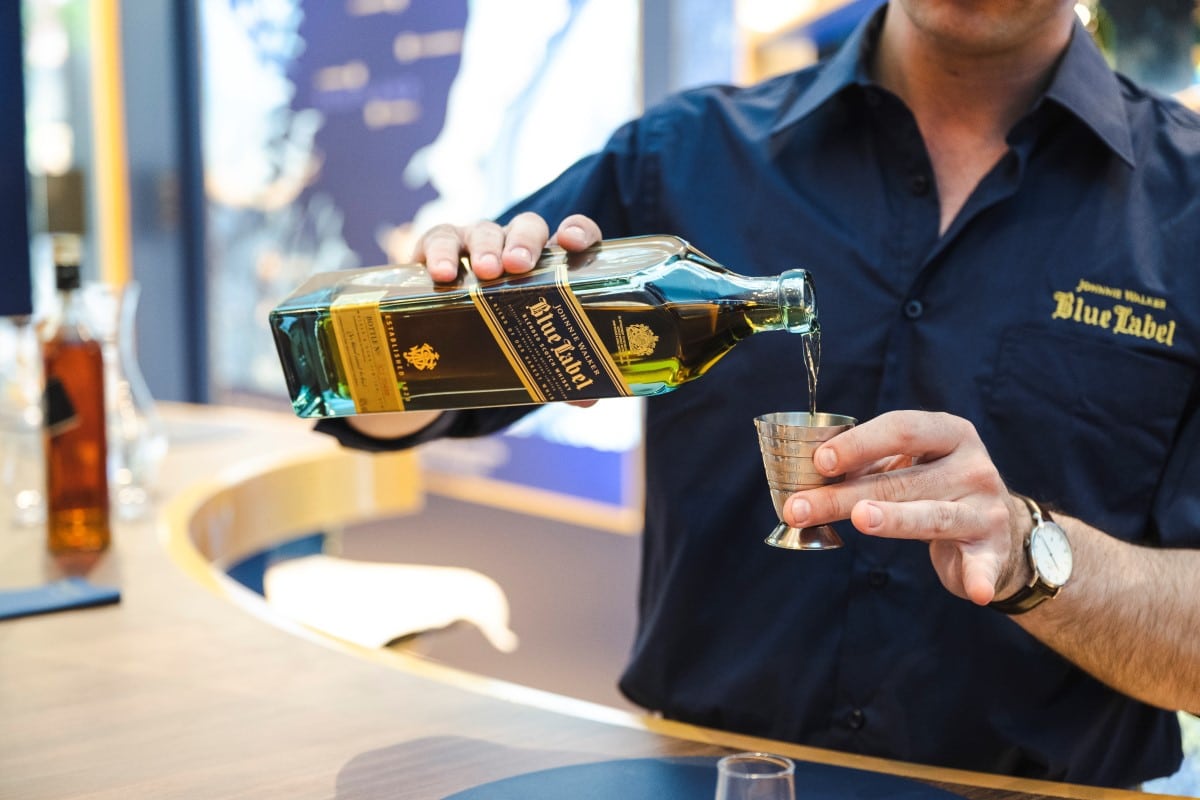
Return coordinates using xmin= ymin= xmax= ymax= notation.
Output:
xmin=41 ymin=299 xmax=99 ymax=345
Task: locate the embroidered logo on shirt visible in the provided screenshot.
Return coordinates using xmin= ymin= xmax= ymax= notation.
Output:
xmin=1051 ymin=280 xmax=1176 ymax=347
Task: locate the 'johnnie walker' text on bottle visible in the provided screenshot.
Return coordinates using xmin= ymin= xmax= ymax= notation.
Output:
xmin=269 ymin=235 xmax=819 ymax=417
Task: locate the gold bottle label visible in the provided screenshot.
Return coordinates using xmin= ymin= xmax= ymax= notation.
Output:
xmin=470 ymin=263 xmax=632 ymax=402
xmin=329 ymin=265 xmax=632 ymax=412
xmin=329 ymin=290 xmax=407 ymax=413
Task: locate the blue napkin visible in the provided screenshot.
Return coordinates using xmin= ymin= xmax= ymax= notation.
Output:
xmin=0 ymin=577 xmax=121 ymax=621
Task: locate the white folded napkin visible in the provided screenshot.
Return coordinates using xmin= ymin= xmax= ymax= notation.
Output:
xmin=264 ymin=554 xmax=519 ymax=653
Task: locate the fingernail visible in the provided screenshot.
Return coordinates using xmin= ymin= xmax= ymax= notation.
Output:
xmin=789 ymin=497 xmax=811 ymax=524
xmin=508 ymin=246 xmax=532 ymax=266
xmin=816 ymin=448 xmax=837 ymax=472
xmin=563 ymin=225 xmax=586 ymax=243
xmin=863 ymin=502 xmax=883 ymax=529
xmin=433 ymin=259 xmax=457 ymax=278
xmin=476 ymin=253 xmax=499 ymax=270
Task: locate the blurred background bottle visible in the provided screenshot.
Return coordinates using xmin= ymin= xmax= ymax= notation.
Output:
xmin=41 ymin=233 xmax=111 ymax=553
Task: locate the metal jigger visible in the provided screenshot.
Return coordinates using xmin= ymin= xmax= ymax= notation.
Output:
xmin=754 ymin=412 xmax=857 ymax=551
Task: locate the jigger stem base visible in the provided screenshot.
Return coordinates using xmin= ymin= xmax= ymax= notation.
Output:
xmin=765 ymin=523 xmax=844 ymax=551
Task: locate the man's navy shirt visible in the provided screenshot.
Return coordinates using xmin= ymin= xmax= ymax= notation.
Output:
xmin=329 ymin=8 xmax=1200 ymax=788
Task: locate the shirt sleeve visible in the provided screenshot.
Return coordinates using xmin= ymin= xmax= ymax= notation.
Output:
xmin=313 ymin=405 xmax=534 ymax=452
xmin=1152 ymin=392 xmax=1200 ymax=547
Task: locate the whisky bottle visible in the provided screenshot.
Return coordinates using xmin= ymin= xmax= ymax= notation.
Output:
xmin=42 ymin=234 xmax=111 ymax=553
xmin=270 ymin=234 xmax=818 ymax=417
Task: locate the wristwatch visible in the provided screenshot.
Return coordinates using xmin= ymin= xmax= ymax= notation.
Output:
xmin=989 ymin=495 xmax=1073 ymax=615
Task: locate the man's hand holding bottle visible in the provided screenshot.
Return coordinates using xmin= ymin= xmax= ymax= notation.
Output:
xmin=344 ymin=213 xmax=603 ymax=438
xmin=413 ymin=212 xmax=603 ymax=282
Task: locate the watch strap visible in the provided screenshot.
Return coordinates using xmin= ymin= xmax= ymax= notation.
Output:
xmin=989 ymin=495 xmax=1057 ymax=615
xmin=988 ymin=579 xmax=1057 ymax=614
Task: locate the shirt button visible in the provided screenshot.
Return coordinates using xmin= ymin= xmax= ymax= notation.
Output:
xmin=909 ymin=173 xmax=931 ymax=196
xmin=868 ymin=569 xmax=889 ymax=588
xmin=848 ymin=708 xmax=866 ymax=730
xmin=903 ymin=299 xmax=924 ymax=320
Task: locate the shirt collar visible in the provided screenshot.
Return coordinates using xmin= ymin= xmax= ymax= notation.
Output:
xmin=770 ymin=7 xmax=1136 ymax=168
xmin=1043 ymin=19 xmax=1135 ymax=167
xmin=769 ymin=6 xmax=879 ymax=137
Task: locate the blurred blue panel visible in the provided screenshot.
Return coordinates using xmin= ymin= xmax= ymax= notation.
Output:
xmin=288 ymin=1 xmax=468 ymax=266
xmin=0 ymin=3 xmax=31 ymax=317
xmin=497 ymin=433 xmax=629 ymax=507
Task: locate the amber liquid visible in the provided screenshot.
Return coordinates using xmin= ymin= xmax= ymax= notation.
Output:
xmin=43 ymin=335 xmax=111 ymax=553
xmin=802 ymin=328 xmax=821 ymax=416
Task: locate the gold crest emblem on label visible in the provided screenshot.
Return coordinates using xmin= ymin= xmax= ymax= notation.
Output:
xmin=404 ymin=343 xmax=440 ymax=370
xmin=625 ymin=323 xmax=659 ymax=356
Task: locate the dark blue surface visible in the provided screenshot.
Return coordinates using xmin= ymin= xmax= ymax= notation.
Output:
xmin=0 ymin=578 xmax=121 ymax=621
xmin=444 ymin=757 xmax=967 ymax=800
xmin=0 ymin=2 xmax=31 ymax=317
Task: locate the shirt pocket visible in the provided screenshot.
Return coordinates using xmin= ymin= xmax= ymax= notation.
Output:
xmin=980 ymin=324 xmax=1194 ymax=541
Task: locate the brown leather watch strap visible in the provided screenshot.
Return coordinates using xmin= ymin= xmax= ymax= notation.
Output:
xmin=989 ymin=495 xmax=1054 ymax=615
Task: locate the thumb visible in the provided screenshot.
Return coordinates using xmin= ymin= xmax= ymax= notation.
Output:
xmin=960 ymin=542 xmax=1004 ymax=606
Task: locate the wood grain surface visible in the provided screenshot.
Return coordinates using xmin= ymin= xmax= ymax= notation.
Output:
xmin=0 ymin=404 xmax=1181 ymax=800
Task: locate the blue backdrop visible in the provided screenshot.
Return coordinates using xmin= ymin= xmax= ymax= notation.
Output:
xmin=0 ymin=3 xmax=31 ymax=317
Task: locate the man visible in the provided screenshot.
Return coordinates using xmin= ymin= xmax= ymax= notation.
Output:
xmin=326 ymin=0 xmax=1200 ymax=787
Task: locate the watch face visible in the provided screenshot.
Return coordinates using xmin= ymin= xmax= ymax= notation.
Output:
xmin=1030 ymin=522 xmax=1073 ymax=588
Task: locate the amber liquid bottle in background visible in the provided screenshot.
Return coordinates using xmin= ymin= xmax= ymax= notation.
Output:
xmin=41 ymin=234 xmax=111 ymax=553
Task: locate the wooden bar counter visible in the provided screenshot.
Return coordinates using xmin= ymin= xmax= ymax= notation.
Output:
xmin=0 ymin=404 xmax=1183 ymax=799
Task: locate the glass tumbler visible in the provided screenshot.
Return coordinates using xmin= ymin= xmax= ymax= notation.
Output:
xmin=715 ymin=752 xmax=796 ymax=800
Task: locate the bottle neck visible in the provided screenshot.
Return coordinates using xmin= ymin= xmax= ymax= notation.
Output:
xmin=61 ymin=287 xmax=84 ymax=317
xmin=740 ymin=268 xmax=818 ymax=335
xmin=46 ymin=280 xmax=95 ymax=343
xmin=42 ymin=293 xmax=68 ymax=342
